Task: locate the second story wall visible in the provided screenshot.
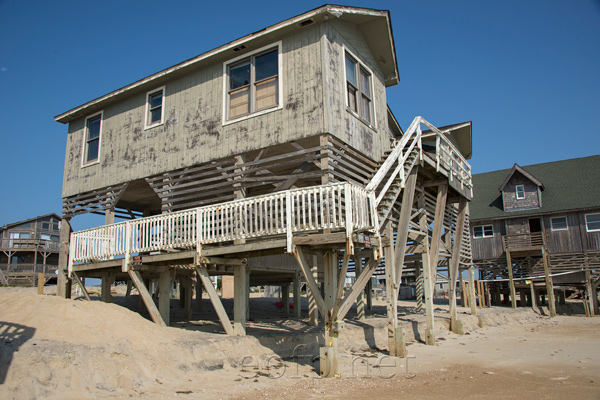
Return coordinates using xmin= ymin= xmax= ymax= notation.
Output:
xmin=62 ymin=24 xmax=327 ymax=199
xmin=502 ymin=174 xmax=541 ymax=212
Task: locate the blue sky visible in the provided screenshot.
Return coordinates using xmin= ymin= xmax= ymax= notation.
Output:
xmin=0 ymin=0 xmax=599 ymax=229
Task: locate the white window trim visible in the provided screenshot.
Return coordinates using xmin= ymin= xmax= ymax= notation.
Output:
xmin=144 ymin=86 xmax=166 ymax=130
xmin=515 ymin=184 xmax=525 ymax=200
xmin=222 ymin=41 xmax=283 ymax=126
xmin=473 ymin=224 xmax=494 ymax=238
xmin=342 ymin=46 xmax=377 ymax=130
xmin=585 ymin=213 xmax=600 ymax=232
xmin=550 ymin=216 xmax=568 ymax=231
xmin=81 ymin=110 xmax=103 ymax=168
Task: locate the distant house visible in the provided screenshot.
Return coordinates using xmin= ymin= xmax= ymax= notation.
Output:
xmin=0 ymin=214 xmax=61 ymax=286
xmin=470 ymin=156 xmax=600 ymax=314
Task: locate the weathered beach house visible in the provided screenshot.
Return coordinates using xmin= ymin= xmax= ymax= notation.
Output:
xmin=55 ymin=5 xmax=474 ymax=375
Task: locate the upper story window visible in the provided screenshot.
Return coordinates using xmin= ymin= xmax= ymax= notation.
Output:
xmin=224 ymin=44 xmax=281 ymax=122
xmin=473 ymin=225 xmax=494 ymax=238
xmin=83 ymin=112 xmax=102 ymax=166
xmin=550 ymin=216 xmax=568 ymax=231
xmin=145 ymin=87 xmax=165 ymax=129
xmin=345 ymin=51 xmax=373 ymax=126
xmin=585 ymin=213 xmax=600 ymax=232
xmin=515 ymin=184 xmax=525 ymax=199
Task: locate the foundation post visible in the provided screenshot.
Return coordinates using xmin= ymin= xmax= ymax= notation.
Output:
xmin=293 ymin=272 xmax=302 ymax=318
xmin=57 ymin=218 xmax=72 ymax=298
xmin=308 ymin=256 xmax=319 ymax=326
xmin=585 ymin=269 xmax=596 ymax=317
xmin=321 ymin=249 xmax=338 ymax=377
xmin=529 ymin=281 xmax=537 ymax=309
xmin=355 ymin=257 xmax=365 ymax=321
xmin=542 ymin=248 xmax=556 ymax=317
xmin=415 ymin=263 xmax=423 ymax=313
xmin=101 ymin=272 xmax=115 ymax=303
xmin=384 ymin=225 xmax=400 ymax=356
xmin=158 ymin=269 xmax=171 ymax=326
xmin=505 ymin=251 xmax=517 ymax=309
xmin=282 ymin=284 xmax=290 ymax=316
xmin=37 ymin=273 xmax=44 ymax=295
xmin=195 ymin=273 xmax=203 ymax=312
xmin=468 ymin=266 xmax=477 ymax=316
xmin=234 ymin=263 xmax=248 ymax=335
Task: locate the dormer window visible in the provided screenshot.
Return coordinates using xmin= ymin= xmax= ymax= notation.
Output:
xmin=515 ymin=184 xmax=525 ymax=200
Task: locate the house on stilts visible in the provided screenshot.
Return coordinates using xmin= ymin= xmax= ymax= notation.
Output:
xmin=54 ymin=5 xmax=474 ymax=376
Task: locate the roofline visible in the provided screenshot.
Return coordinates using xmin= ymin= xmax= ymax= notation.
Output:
xmin=470 ymin=205 xmax=600 ymax=224
xmin=0 ymin=213 xmax=62 ymax=230
xmin=55 ymin=4 xmax=397 ymax=124
xmin=498 ymin=163 xmax=544 ymax=192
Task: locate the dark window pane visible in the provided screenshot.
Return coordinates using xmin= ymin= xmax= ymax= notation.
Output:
xmin=473 ymin=226 xmax=483 ymax=237
xmin=360 ymin=68 xmax=370 ymax=96
xmin=347 ymin=85 xmax=357 ymax=112
xmin=150 ymin=108 xmax=162 ymax=123
xmin=150 ymin=91 xmax=163 ymax=109
xmin=230 ymin=61 xmax=250 ymax=90
xmin=42 ymin=223 xmax=50 ymax=229
xmin=361 ymin=95 xmax=371 ymax=122
xmin=345 ymin=55 xmax=357 ymax=87
xmin=255 ymin=50 xmax=278 ymax=82
xmin=87 ymin=138 xmax=99 ymax=161
xmin=587 ymin=214 xmax=600 ymax=231
xmin=484 ymin=226 xmax=494 ymax=236
xmin=87 ymin=116 xmax=101 ymax=139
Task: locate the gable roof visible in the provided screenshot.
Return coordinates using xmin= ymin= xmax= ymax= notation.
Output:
xmin=470 ymin=155 xmax=600 ymax=221
xmin=421 ymin=121 xmax=472 ymax=159
xmin=0 ymin=213 xmax=61 ymax=231
xmin=55 ymin=4 xmax=399 ymax=124
xmin=498 ymin=163 xmax=544 ymax=191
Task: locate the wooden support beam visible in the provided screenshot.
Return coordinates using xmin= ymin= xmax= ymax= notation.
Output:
xmin=294 ymin=246 xmax=326 ymax=319
xmin=468 ymin=266 xmax=477 ymax=316
xmin=355 ymin=257 xmax=365 ymax=321
xmin=448 ymin=197 xmax=467 ymax=333
xmin=542 ymin=248 xmax=556 ymax=318
xmin=195 ymin=265 xmax=234 ymax=335
xmin=128 ymin=270 xmax=166 ymax=327
xmin=308 ymin=258 xmax=319 ymax=325
xmin=385 ymin=224 xmax=402 ymax=356
xmin=195 ymin=273 xmax=203 ymax=312
xmin=72 ymin=271 xmax=91 ymax=301
xmin=415 ymin=263 xmax=423 ymax=313
xmin=183 ymin=275 xmax=193 ymax=320
xmin=505 ymin=251 xmax=517 ymax=309
xmin=57 ymin=217 xmax=72 ymax=299
xmin=337 ymin=251 xmax=379 ymax=321
xmin=234 ymin=264 xmax=248 ymax=335
xmin=37 ymin=273 xmax=45 ymax=295
xmin=158 ymin=270 xmax=171 ymax=326
xmin=529 ymin=281 xmax=537 ymax=310
xmin=428 ymin=184 xmax=448 ymax=294
xmin=394 ymin=167 xmax=418 ymax=290
xmin=293 ymin=272 xmax=301 ymax=318
xmin=585 ymin=269 xmax=596 ymax=317
xmin=101 ymin=272 xmax=115 ymax=303
xmin=282 ymin=284 xmax=290 ymax=316
xmin=332 ymin=251 xmax=350 ymax=318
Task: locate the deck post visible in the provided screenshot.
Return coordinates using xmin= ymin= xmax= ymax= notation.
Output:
xmin=449 ymin=197 xmax=467 ymax=333
xmin=234 ymin=263 xmax=248 ymax=335
xmin=183 ymin=274 xmax=193 ymax=320
xmin=542 ymin=248 xmax=556 ymax=317
xmin=415 ymin=263 xmax=423 ymax=313
xmin=529 ymin=281 xmax=537 ymax=310
xmin=195 ymin=273 xmax=203 ymax=312
xmin=308 ymin=256 xmax=319 ymax=325
xmin=158 ymin=269 xmax=171 ymax=326
xmin=293 ymin=272 xmax=301 ymax=318
xmin=321 ymin=249 xmax=338 ymax=377
xmin=57 ymin=217 xmax=72 ymax=299
xmin=355 ymin=257 xmax=365 ymax=321
xmin=101 ymin=272 xmax=115 ymax=303
xmin=282 ymin=283 xmax=290 ymax=316
xmin=195 ymin=265 xmax=234 ymax=335
xmin=429 ymin=184 xmax=448 ymax=294
xmin=419 ymin=195 xmax=435 ymax=346
xmin=384 ymin=225 xmax=400 ymax=355
xmin=585 ymin=269 xmax=596 ymax=317
xmin=505 ymin=250 xmax=517 ymax=309
xmin=468 ymin=266 xmax=477 ymax=316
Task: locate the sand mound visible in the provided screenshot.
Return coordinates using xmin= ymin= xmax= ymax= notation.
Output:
xmin=0 ymin=288 xmax=274 ymax=400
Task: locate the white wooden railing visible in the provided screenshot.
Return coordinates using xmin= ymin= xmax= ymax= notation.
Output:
xmin=68 ymin=182 xmax=376 ymax=274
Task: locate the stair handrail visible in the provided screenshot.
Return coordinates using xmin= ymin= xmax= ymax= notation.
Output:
xmin=365 ymin=116 xmax=424 ymax=194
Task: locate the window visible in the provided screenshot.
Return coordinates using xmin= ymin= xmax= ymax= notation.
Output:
xmin=41 ymin=233 xmax=51 ymax=241
xmin=83 ymin=112 xmax=102 ymax=165
xmin=550 ymin=217 xmax=568 ymax=231
xmin=345 ymin=51 xmax=373 ymax=125
xmin=473 ymin=225 xmax=494 ymax=238
xmin=585 ymin=213 xmax=600 ymax=232
xmin=145 ymin=87 xmax=165 ymax=129
xmin=515 ymin=184 xmax=525 ymax=199
xmin=225 ymin=44 xmax=280 ymax=121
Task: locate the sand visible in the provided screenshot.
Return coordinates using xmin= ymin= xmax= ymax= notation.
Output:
xmin=1 ymin=286 xmax=599 ymax=399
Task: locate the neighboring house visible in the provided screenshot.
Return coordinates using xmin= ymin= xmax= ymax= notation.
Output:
xmin=0 ymin=214 xmax=61 ymax=286
xmin=53 ymin=4 xmax=473 ymax=351
xmin=470 ymin=156 xmax=600 ymax=313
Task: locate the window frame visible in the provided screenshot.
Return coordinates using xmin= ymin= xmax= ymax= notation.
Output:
xmin=585 ymin=213 xmax=600 ymax=232
xmin=515 ymin=184 xmax=525 ymax=200
xmin=550 ymin=216 xmax=568 ymax=231
xmin=473 ymin=224 xmax=494 ymax=238
xmin=343 ymin=47 xmax=376 ymax=129
xmin=144 ymin=86 xmax=165 ymax=130
xmin=81 ymin=111 xmax=103 ymax=167
xmin=222 ymin=42 xmax=282 ymax=125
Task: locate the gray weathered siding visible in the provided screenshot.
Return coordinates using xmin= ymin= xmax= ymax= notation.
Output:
xmin=471 ymin=220 xmax=505 ymax=260
xmin=502 ymin=174 xmax=541 ymax=211
xmin=63 ymin=24 xmax=327 ymax=198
